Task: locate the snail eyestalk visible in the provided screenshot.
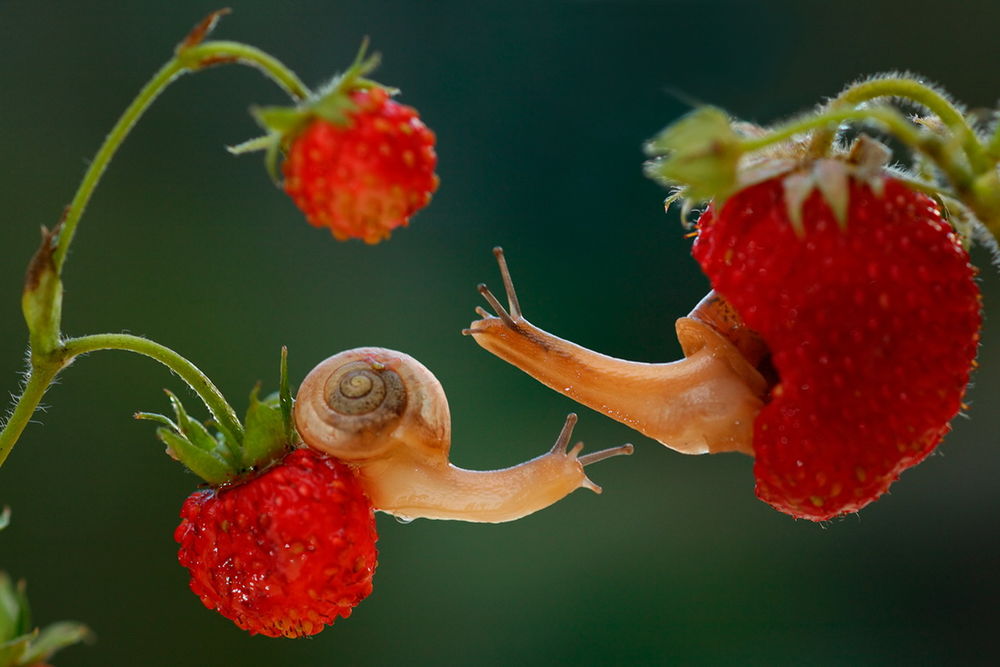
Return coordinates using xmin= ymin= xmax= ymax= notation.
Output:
xmin=293 ymin=348 xmax=633 ymax=523
xmin=465 ymin=248 xmax=769 ymax=456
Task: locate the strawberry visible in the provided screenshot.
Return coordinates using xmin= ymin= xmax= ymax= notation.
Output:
xmin=692 ymin=173 xmax=981 ymax=520
xmin=233 ymin=43 xmax=438 ymax=243
xmin=175 ymin=448 xmax=377 ymax=638
xmin=139 ymin=358 xmax=377 ymax=637
xmin=282 ymin=86 xmax=438 ymax=243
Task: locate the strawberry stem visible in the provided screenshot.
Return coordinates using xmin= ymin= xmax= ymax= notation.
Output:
xmin=807 ymin=75 xmax=988 ymax=172
xmin=62 ymin=334 xmax=244 ymax=442
xmin=2 ymin=17 xmax=309 ymax=468
xmin=741 ymin=105 xmax=974 ymax=194
xmin=52 ymin=40 xmax=309 ymax=274
xmin=0 ymin=333 xmax=244 ymax=468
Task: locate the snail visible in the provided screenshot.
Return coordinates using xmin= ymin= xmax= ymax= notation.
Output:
xmin=293 ymin=347 xmax=634 ymax=523
xmin=464 ymin=248 xmax=769 ymax=457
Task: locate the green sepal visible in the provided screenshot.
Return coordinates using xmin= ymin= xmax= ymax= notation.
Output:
xmin=226 ymin=134 xmax=276 ymax=156
xmin=164 ymin=391 xmax=241 ymax=468
xmin=643 ymin=106 xmax=744 ymax=202
xmin=139 ymin=348 xmax=300 ymax=486
xmin=137 ymin=391 xmax=241 ymax=485
xmin=251 ymin=106 xmax=304 ymax=134
xmin=0 ymin=570 xmax=89 ymax=667
xmin=307 ymin=94 xmax=358 ymax=126
xmin=155 ymin=427 xmax=233 ymax=485
xmin=16 ymin=622 xmax=90 ymax=667
xmin=233 ymin=38 xmax=392 ymax=187
xmin=132 ymin=411 xmax=178 ymax=432
xmin=241 ymin=385 xmax=290 ymax=473
xmin=21 ymin=226 xmax=63 ymax=358
xmin=0 ymin=573 xmax=31 ymax=644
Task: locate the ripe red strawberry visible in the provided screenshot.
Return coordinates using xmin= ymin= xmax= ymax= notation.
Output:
xmin=175 ymin=448 xmax=377 ymax=638
xmin=692 ymin=174 xmax=981 ymax=520
xmin=140 ymin=362 xmax=378 ymax=637
xmin=282 ymin=86 xmax=438 ymax=243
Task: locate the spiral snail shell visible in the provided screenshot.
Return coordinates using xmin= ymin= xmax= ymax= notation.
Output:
xmin=294 ymin=347 xmax=632 ymax=523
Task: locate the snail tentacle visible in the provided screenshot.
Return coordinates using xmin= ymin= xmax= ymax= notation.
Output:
xmin=294 ymin=347 xmax=630 ymax=523
xmin=466 ymin=248 xmax=769 ymax=456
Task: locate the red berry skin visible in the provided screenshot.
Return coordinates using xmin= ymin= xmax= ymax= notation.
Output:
xmin=175 ymin=448 xmax=378 ymax=637
xmin=282 ymin=87 xmax=439 ymax=244
xmin=693 ymin=175 xmax=981 ymax=520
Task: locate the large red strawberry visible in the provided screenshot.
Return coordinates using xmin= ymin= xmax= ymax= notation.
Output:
xmin=175 ymin=448 xmax=377 ymax=638
xmin=692 ymin=172 xmax=981 ymax=520
xmin=140 ymin=368 xmax=377 ymax=637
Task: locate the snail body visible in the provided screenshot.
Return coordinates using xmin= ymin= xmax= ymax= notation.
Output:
xmin=294 ymin=347 xmax=632 ymax=523
xmin=466 ymin=249 xmax=769 ymax=456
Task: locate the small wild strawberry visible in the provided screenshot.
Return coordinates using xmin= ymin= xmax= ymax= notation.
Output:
xmin=692 ymin=172 xmax=981 ymax=520
xmin=283 ymin=87 xmax=438 ymax=243
xmin=175 ymin=448 xmax=377 ymax=638
xmin=234 ymin=42 xmax=438 ymax=243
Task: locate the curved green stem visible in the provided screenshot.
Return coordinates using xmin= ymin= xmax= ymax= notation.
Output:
xmin=0 ymin=333 xmax=242 ymax=468
xmin=808 ymin=76 xmax=989 ymax=173
xmin=52 ymin=40 xmax=309 ymax=273
xmin=61 ymin=333 xmax=244 ymax=441
xmin=742 ymin=106 xmax=974 ymax=195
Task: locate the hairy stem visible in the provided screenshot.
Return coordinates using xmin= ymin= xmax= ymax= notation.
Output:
xmin=0 ymin=365 xmax=61 ymax=467
xmin=807 ymin=76 xmax=988 ymax=172
xmin=52 ymin=40 xmax=309 ymax=273
xmin=0 ymin=333 xmax=243 ymax=468
xmin=62 ymin=334 xmax=243 ymax=441
xmin=741 ymin=106 xmax=974 ymax=195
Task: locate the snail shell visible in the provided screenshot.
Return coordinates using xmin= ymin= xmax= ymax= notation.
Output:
xmin=294 ymin=347 xmax=451 ymax=463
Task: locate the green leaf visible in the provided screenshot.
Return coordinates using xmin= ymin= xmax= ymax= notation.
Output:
xmin=0 ymin=574 xmax=19 ymax=642
xmin=0 ymin=632 xmax=33 ymax=667
xmin=155 ymin=428 xmax=232 ymax=485
xmin=242 ymin=385 xmax=289 ymax=471
xmin=0 ymin=574 xmax=30 ymax=645
xmin=18 ymin=621 xmax=90 ymax=666
xmin=133 ymin=412 xmax=178 ymax=432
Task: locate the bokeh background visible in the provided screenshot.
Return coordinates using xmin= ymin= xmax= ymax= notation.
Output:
xmin=2 ymin=1 xmax=999 ymax=665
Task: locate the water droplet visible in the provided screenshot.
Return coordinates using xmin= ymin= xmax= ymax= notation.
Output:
xmin=394 ymin=515 xmax=414 ymax=525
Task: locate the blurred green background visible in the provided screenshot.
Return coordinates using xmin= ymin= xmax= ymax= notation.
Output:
xmin=2 ymin=1 xmax=999 ymax=665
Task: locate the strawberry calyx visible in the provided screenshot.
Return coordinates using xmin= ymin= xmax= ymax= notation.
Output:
xmin=229 ymin=39 xmax=395 ymax=185
xmin=1 ymin=510 xmax=90 ymax=667
xmin=644 ymin=74 xmax=1000 ymax=244
xmin=136 ymin=349 xmax=296 ymax=486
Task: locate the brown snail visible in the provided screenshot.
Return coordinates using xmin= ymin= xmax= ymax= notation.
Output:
xmin=464 ymin=248 xmax=769 ymax=457
xmin=294 ymin=347 xmax=633 ymax=523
